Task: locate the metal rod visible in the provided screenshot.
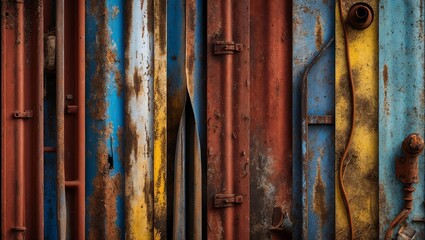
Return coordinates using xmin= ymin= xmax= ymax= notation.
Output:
xmin=56 ymin=0 xmax=66 ymax=239
xmin=14 ymin=1 xmax=26 ymax=239
xmin=301 ymin=38 xmax=334 ymax=240
xmin=77 ymin=0 xmax=86 ymax=238
xmin=36 ymin=0 xmax=44 ymax=238
xmin=222 ymin=0 xmax=234 ymax=239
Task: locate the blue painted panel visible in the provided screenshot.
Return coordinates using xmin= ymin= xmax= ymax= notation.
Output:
xmin=293 ymin=1 xmax=335 ymax=239
xmin=85 ymin=0 xmax=125 ymax=238
xmin=379 ymin=1 xmax=425 ymax=238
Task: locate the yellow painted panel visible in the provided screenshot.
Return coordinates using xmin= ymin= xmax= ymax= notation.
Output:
xmin=335 ymin=1 xmax=379 ymax=239
xmin=153 ymin=0 xmax=168 ymax=239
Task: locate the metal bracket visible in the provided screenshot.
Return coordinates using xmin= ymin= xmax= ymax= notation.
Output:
xmin=214 ymin=194 xmax=243 ymax=208
xmin=397 ymin=224 xmax=417 ymax=240
xmin=13 ymin=110 xmax=33 ymax=119
xmin=213 ymin=41 xmax=243 ymax=55
xmin=66 ymin=105 xmax=78 ymax=114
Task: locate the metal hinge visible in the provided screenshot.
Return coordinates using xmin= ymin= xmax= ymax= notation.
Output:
xmin=214 ymin=194 xmax=243 ymax=208
xmin=213 ymin=41 xmax=243 ymax=55
xmin=13 ymin=110 xmax=33 ymax=119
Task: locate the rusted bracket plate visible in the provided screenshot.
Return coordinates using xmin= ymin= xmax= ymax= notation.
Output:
xmin=214 ymin=194 xmax=243 ymax=208
xmin=13 ymin=110 xmax=33 ymax=119
xmin=213 ymin=41 xmax=243 ymax=55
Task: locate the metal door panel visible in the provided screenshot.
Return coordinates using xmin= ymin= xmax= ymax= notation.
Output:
xmin=293 ymin=1 xmax=335 ymax=239
xmin=207 ymin=0 xmax=250 ymax=239
xmin=335 ymin=0 xmax=379 ymax=238
xmin=379 ymin=1 xmax=425 ymax=238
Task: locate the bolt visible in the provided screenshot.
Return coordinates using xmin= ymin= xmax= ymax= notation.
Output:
xmin=403 ymin=133 xmax=425 ymax=155
xmin=347 ymin=3 xmax=374 ymax=30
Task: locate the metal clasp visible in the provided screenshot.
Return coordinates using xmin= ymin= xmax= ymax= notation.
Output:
xmin=213 ymin=41 xmax=243 ymax=55
xmin=214 ymin=194 xmax=243 ymax=208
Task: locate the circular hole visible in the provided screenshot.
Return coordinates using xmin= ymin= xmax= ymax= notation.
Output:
xmin=355 ymin=7 xmax=368 ymax=20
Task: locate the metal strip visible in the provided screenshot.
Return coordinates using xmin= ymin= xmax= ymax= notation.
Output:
xmin=36 ymin=0 xmax=44 ymax=238
xmin=335 ymin=0 xmax=379 ymax=238
xmin=153 ymin=0 xmax=168 ymax=238
xmin=124 ymin=0 xmax=154 ymax=238
xmin=56 ymin=0 xmax=66 ymax=238
xmin=379 ymin=1 xmax=425 ymax=238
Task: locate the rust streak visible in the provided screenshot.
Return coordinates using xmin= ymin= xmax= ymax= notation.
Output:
xmin=383 ymin=64 xmax=389 ymax=115
xmin=313 ymin=162 xmax=327 ymax=227
xmin=315 ymin=15 xmax=323 ymax=50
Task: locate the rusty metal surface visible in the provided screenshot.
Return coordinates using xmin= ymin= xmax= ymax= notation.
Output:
xmin=56 ymin=0 xmax=66 ymax=238
xmin=2 ymin=1 xmax=42 ymax=238
xmin=249 ymin=1 xmax=292 ymax=239
xmin=335 ymin=0 xmax=379 ymax=238
xmin=293 ymin=1 xmax=335 ymax=239
xmin=86 ymin=0 xmax=125 ymax=238
xmin=124 ymin=0 xmax=156 ymax=238
xmin=207 ymin=0 xmax=250 ymax=239
xmin=1 ymin=1 xmax=44 ymax=239
xmin=379 ymin=1 xmax=425 ymax=238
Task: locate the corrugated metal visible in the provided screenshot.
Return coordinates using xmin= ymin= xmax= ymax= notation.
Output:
xmin=293 ymin=1 xmax=335 ymax=239
xmin=335 ymin=0 xmax=379 ymax=239
xmin=379 ymin=1 xmax=425 ymax=239
xmin=207 ymin=0 xmax=250 ymax=239
xmin=85 ymin=1 xmax=125 ymax=239
xmin=1 ymin=1 xmax=41 ymax=238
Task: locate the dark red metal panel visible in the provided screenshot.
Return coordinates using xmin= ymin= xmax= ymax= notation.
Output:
xmin=2 ymin=1 xmax=41 ymax=238
xmin=249 ymin=1 xmax=292 ymax=239
xmin=207 ymin=0 xmax=250 ymax=239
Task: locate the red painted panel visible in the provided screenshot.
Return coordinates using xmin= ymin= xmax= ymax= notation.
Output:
xmin=250 ymin=1 xmax=292 ymax=239
xmin=207 ymin=0 xmax=250 ymax=239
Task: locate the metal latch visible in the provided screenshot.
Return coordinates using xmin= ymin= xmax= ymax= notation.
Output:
xmin=13 ymin=110 xmax=33 ymax=119
xmin=397 ymin=224 xmax=416 ymax=240
xmin=213 ymin=41 xmax=243 ymax=55
xmin=214 ymin=194 xmax=243 ymax=208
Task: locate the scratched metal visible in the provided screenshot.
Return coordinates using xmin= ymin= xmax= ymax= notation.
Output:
xmin=123 ymin=0 xmax=155 ymax=239
xmin=86 ymin=0 xmax=125 ymax=239
xmin=249 ymin=1 xmax=292 ymax=239
xmin=379 ymin=1 xmax=425 ymax=238
xmin=207 ymin=0 xmax=250 ymax=239
xmin=293 ymin=1 xmax=335 ymax=239
xmin=335 ymin=0 xmax=379 ymax=239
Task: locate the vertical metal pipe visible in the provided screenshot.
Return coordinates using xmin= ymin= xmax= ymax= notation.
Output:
xmin=77 ymin=0 xmax=85 ymax=238
xmin=14 ymin=0 xmax=26 ymax=238
xmin=222 ymin=0 xmax=234 ymax=239
xmin=56 ymin=0 xmax=66 ymax=239
xmin=36 ymin=0 xmax=44 ymax=238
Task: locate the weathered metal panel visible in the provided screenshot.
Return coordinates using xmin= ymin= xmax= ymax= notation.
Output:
xmin=335 ymin=0 xmax=379 ymax=239
xmin=86 ymin=0 xmax=125 ymax=239
xmin=1 ymin=1 xmax=44 ymax=238
xmin=153 ymin=0 xmax=168 ymax=238
xmin=207 ymin=0 xmax=250 ymax=239
xmin=379 ymin=1 xmax=425 ymax=239
xmin=293 ymin=1 xmax=335 ymax=239
xmin=249 ymin=1 xmax=292 ymax=239
xmin=124 ymin=0 xmax=156 ymax=239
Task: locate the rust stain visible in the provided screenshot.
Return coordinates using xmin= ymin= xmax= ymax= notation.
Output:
xmin=88 ymin=1 xmax=121 ymax=120
xmin=88 ymin=123 xmax=123 ymax=240
xmin=313 ymin=161 xmax=327 ymax=228
xmin=116 ymin=126 xmax=124 ymax=161
xmin=383 ymin=64 xmax=390 ymax=115
xmin=356 ymin=95 xmax=378 ymax=130
xmin=133 ymin=67 xmax=143 ymax=97
xmin=315 ymin=15 xmax=323 ymax=50
xmin=112 ymin=6 xmax=120 ymax=19
xmin=379 ymin=184 xmax=389 ymax=234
